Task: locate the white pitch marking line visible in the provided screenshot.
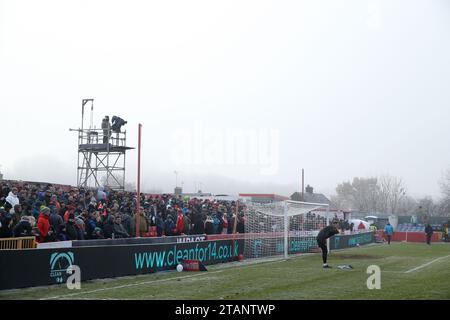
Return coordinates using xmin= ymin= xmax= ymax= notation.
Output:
xmin=41 ymin=270 xmax=224 ymax=300
xmin=405 ymin=254 xmax=450 ymax=274
xmin=41 ymin=258 xmax=292 ymax=300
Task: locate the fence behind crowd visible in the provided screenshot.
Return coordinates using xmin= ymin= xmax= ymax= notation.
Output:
xmin=0 ymin=237 xmax=37 ymax=250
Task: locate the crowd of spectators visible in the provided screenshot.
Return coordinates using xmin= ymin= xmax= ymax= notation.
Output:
xmin=0 ymin=180 xmax=381 ymax=244
xmin=0 ymin=181 xmax=246 ymax=243
xmin=298 ymin=212 xmax=327 ymax=231
xmin=339 ymin=219 xmax=356 ymax=232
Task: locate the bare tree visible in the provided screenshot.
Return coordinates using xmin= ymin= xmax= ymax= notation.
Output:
xmin=334 ymin=177 xmax=379 ymax=212
xmin=334 ymin=181 xmax=355 ymax=210
xmin=438 ymin=169 xmax=450 ymax=216
xmin=330 ymin=195 xmax=345 ymax=211
xmin=352 ymin=177 xmax=379 ymax=213
xmin=416 ymin=196 xmax=437 ymax=216
xmin=378 ymin=175 xmax=406 ymax=215
xmin=332 ymin=175 xmax=407 ymax=215
xmin=397 ymin=195 xmax=417 ymax=215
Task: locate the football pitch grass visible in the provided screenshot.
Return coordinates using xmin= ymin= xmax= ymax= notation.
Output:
xmin=1 ymin=242 xmax=449 ymax=300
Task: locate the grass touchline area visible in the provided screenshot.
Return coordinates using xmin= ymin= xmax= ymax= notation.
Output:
xmin=1 ymin=242 xmax=449 ymax=300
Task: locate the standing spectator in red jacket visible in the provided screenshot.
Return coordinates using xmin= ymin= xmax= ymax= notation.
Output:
xmin=37 ymin=207 xmax=52 ymax=242
xmin=176 ymin=209 xmax=185 ymax=235
xmin=358 ymin=222 xmax=366 ymax=232
xmin=49 ymin=195 xmax=61 ymax=212
xmin=64 ymin=205 xmax=75 ymax=223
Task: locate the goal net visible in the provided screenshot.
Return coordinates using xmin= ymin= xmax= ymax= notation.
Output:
xmin=242 ymin=200 xmax=331 ymax=260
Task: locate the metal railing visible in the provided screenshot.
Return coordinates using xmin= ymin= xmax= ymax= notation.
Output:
xmin=0 ymin=237 xmax=37 ymax=250
xmin=74 ymin=128 xmax=128 ymax=148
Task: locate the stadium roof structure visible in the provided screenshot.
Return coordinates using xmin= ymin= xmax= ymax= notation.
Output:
xmin=239 ymin=193 xmax=290 ymax=203
xmin=290 ymin=191 xmax=331 ymax=205
xmin=181 ymin=192 xmax=214 ymax=198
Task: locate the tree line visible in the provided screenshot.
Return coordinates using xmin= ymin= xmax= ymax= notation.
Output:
xmin=330 ymin=171 xmax=450 ymax=217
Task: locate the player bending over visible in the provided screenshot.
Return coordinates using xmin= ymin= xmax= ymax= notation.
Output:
xmin=317 ymin=220 xmax=340 ymax=269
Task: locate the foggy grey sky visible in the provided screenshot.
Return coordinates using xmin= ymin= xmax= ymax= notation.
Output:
xmin=1 ymin=0 xmax=450 ymax=200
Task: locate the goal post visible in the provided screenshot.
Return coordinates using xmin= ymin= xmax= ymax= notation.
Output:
xmin=242 ymin=199 xmax=331 ymax=260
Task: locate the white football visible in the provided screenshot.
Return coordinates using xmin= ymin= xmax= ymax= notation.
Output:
xmin=177 ymin=264 xmax=184 ymax=273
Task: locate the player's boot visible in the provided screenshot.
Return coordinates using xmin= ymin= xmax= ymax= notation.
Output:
xmin=323 ymin=264 xmax=332 ymax=269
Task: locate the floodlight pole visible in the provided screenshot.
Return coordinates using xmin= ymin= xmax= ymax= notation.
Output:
xmin=136 ymin=123 xmax=142 ymax=238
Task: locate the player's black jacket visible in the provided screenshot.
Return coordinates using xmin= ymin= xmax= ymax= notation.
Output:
xmin=317 ymin=226 xmax=339 ymax=243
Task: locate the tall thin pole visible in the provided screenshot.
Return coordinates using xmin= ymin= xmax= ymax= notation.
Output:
xmin=81 ymin=103 xmax=84 ymax=133
xmin=302 ymin=169 xmax=305 ymax=202
xmin=90 ymin=102 xmax=94 ymax=130
xmin=80 ymin=101 xmax=85 ymax=188
xmin=136 ymin=124 xmax=142 ymax=238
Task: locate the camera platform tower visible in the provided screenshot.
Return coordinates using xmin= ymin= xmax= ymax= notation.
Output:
xmin=69 ymin=99 xmax=134 ymax=191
